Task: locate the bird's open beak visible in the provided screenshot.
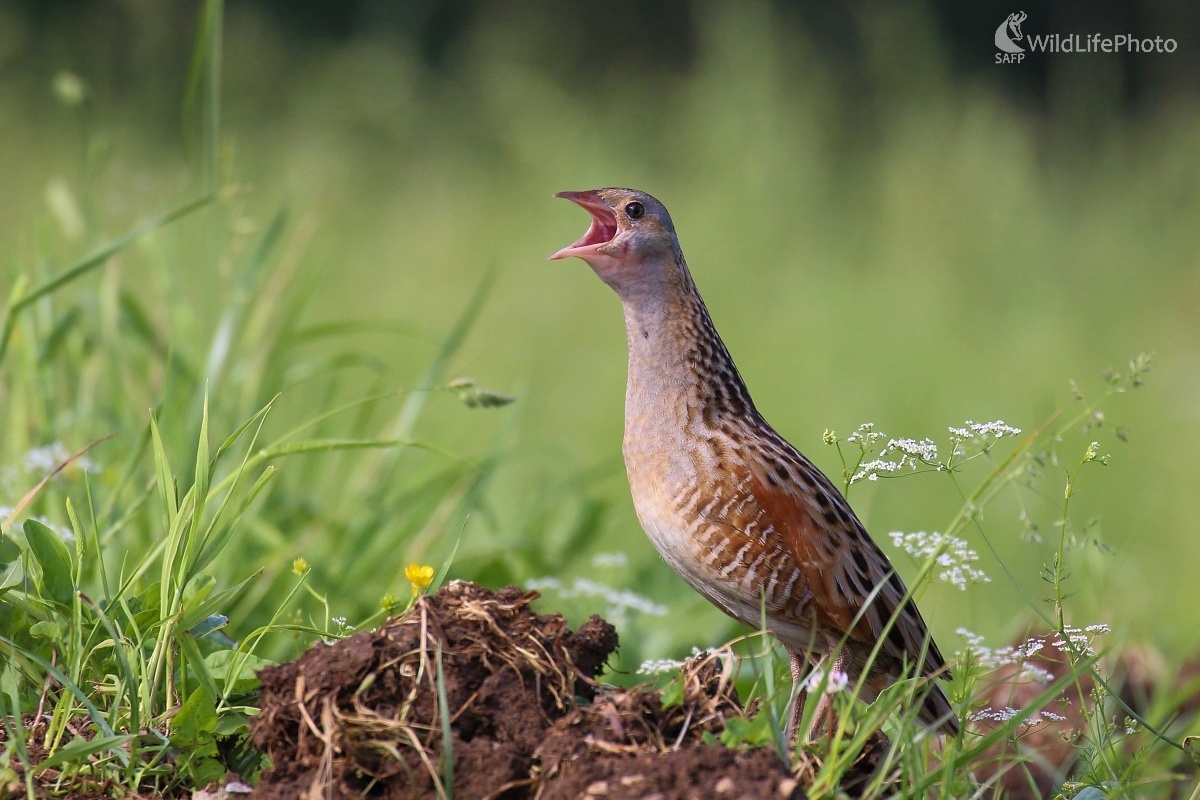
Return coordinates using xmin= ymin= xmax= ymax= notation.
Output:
xmin=549 ymin=191 xmax=618 ymax=260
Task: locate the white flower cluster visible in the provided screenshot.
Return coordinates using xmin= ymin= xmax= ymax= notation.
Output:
xmin=850 ymin=435 xmax=941 ymax=483
xmin=526 ymin=576 xmax=668 ymax=624
xmin=969 ymin=705 xmax=1019 ymax=722
xmin=635 ymin=646 xmax=732 ymax=676
xmin=948 ymin=420 xmax=1022 ymax=457
xmin=22 ymin=442 xmax=98 ymax=476
xmin=956 ymin=628 xmax=1054 ymax=683
xmin=591 ymin=552 xmax=629 ymax=569
xmin=948 ymin=420 xmax=1022 ymax=441
xmin=636 ymin=657 xmax=687 ymax=675
xmin=957 ymin=623 xmax=1115 ymax=680
xmin=889 ymin=531 xmax=990 ymax=590
xmin=0 ymin=507 xmax=75 ymax=543
xmin=846 ymin=423 xmax=886 ymax=448
xmin=804 ymin=668 xmax=850 ymax=695
xmin=1051 ymin=624 xmax=1111 ymax=657
xmin=969 ymin=706 xmax=1067 ymax=726
xmin=850 ymin=458 xmax=907 ymax=483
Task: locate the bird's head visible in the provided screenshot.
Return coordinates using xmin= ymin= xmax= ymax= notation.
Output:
xmin=550 ymin=188 xmax=681 ymax=295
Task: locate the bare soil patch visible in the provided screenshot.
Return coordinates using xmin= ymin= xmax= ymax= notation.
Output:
xmin=250 ymin=581 xmax=810 ymax=799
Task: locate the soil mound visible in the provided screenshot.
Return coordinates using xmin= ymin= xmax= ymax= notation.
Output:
xmin=250 ymin=581 xmax=806 ymax=799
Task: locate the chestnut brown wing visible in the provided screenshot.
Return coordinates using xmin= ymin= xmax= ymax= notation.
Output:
xmin=738 ymin=443 xmax=950 ymax=679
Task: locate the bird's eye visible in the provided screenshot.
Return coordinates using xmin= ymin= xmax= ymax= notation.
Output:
xmin=625 ymin=201 xmax=645 ymax=220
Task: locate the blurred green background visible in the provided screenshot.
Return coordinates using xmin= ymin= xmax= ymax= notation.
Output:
xmin=1 ymin=0 xmax=1197 ymax=673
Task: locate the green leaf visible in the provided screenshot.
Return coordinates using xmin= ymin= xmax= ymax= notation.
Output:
xmin=0 ymin=536 xmax=20 ymax=564
xmin=204 ymin=650 xmax=273 ymax=695
xmin=182 ymin=391 xmax=212 ymax=577
xmin=719 ymin=712 xmax=775 ymax=749
xmin=28 ymin=620 xmax=64 ymax=642
xmin=190 ymin=756 xmax=226 ymax=786
xmin=0 ymin=560 xmax=24 ymax=594
xmin=660 ymin=673 xmax=685 ymax=709
xmin=171 ymin=683 xmax=217 ymax=744
xmin=214 ymin=710 xmax=250 ymax=737
xmin=24 ymin=520 xmax=75 ymax=605
xmin=149 ymin=415 xmax=178 ymax=531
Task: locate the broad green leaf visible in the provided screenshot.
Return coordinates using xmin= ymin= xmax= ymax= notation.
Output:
xmin=171 ymin=684 xmax=217 ymax=743
xmin=214 ymin=710 xmax=250 ymax=737
xmin=24 ymin=520 xmax=75 ymax=604
xmin=719 ymin=712 xmax=776 ymax=749
xmin=205 ymin=650 xmax=273 ymax=695
xmin=0 ymin=536 xmax=20 ymax=564
xmin=0 ymin=560 xmax=24 ymax=594
xmin=659 ymin=673 xmax=685 ymax=709
xmin=28 ymin=620 xmax=64 ymax=642
xmin=190 ymin=756 xmax=226 ymax=785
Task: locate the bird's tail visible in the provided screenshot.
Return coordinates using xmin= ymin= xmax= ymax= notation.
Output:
xmin=917 ymin=680 xmax=960 ymax=736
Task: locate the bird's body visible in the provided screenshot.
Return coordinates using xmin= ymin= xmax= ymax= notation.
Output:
xmin=551 ymin=188 xmax=958 ymax=737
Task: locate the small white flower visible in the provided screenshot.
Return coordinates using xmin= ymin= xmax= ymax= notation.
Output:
xmin=591 ymin=552 xmax=629 ymax=569
xmin=526 ymin=577 xmax=562 ymax=592
xmin=956 ymin=627 xmax=985 ymax=649
xmin=825 ymin=670 xmax=850 ymax=694
xmin=948 ymin=421 xmax=1022 ymax=452
xmin=955 ymin=631 xmax=1054 ymax=683
xmin=637 ymin=658 xmax=686 ymax=675
xmin=528 ymin=576 xmax=667 ymax=624
xmin=846 ymin=423 xmax=885 ymax=447
xmin=886 ymin=437 xmax=939 ymax=463
xmin=970 ymin=706 xmax=1020 ymax=723
xmin=22 ymin=442 xmax=98 ymax=477
xmin=1017 ymin=663 xmax=1055 ymax=683
xmin=888 ymin=531 xmax=990 ymax=589
xmin=803 ymin=668 xmax=850 ymax=695
xmin=1051 ymin=623 xmax=1110 ymax=657
xmin=851 ymin=458 xmax=906 ymax=483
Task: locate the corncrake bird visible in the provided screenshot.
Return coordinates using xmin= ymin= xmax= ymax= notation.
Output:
xmin=550 ymin=188 xmax=959 ymax=739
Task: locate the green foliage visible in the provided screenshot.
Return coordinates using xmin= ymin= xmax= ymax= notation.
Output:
xmin=0 ymin=25 xmax=513 ymax=785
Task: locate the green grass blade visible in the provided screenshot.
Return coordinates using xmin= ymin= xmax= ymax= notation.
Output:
xmin=0 ymin=636 xmax=123 ymax=751
xmin=436 ymin=642 xmax=455 ymax=800
xmin=0 ymin=194 xmax=214 ymax=365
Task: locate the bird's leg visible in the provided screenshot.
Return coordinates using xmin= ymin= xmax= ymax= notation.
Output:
xmin=786 ymin=649 xmax=809 ymax=743
xmin=805 ymin=650 xmax=847 ymax=742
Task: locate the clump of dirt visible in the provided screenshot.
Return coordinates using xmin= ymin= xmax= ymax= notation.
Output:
xmin=250 ymin=581 xmax=811 ymax=799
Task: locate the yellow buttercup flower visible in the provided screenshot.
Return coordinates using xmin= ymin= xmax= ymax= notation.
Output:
xmin=406 ymin=563 xmax=434 ymax=596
